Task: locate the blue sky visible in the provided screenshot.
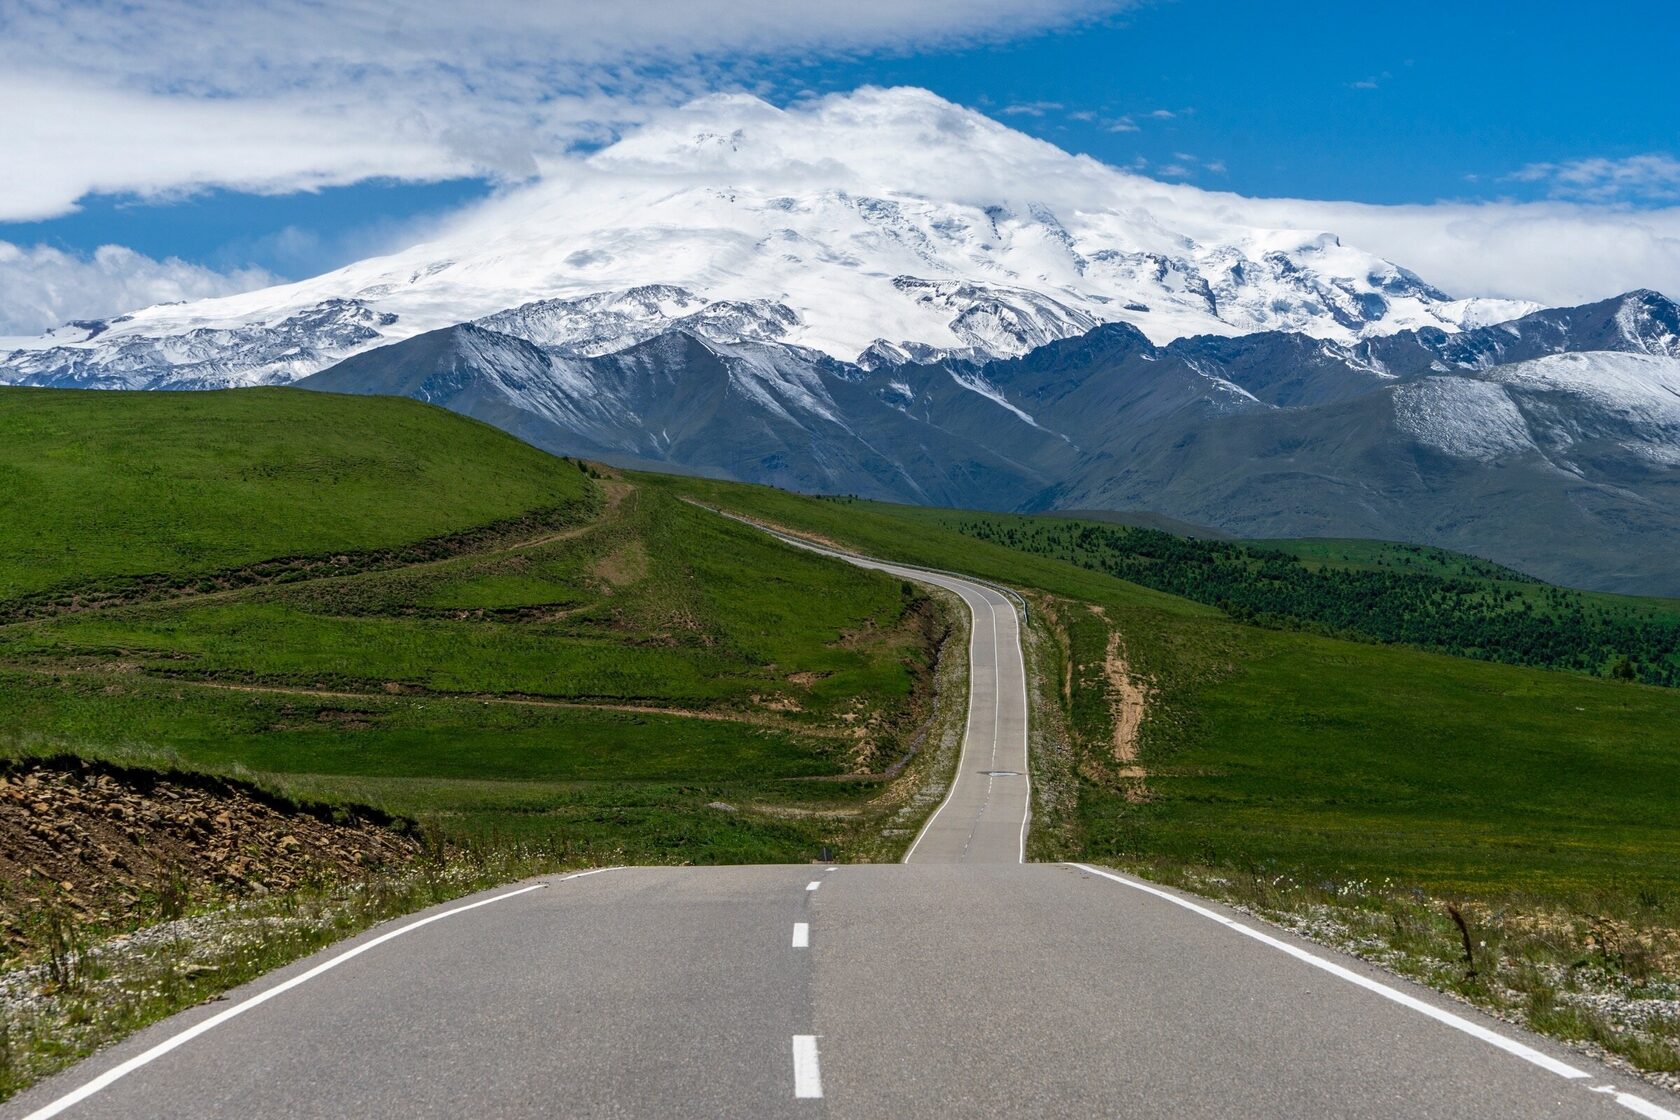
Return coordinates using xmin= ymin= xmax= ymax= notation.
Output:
xmin=0 ymin=0 xmax=1676 ymax=329
xmin=803 ymin=0 xmax=1680 ymax=205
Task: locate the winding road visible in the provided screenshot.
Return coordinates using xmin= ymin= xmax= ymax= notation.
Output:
xmin=7 ymin=528 xmax=1675 ymax=1120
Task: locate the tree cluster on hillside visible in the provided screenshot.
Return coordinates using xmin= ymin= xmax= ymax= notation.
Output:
xmin=960 ymin=519 xmax=1680 ymax=688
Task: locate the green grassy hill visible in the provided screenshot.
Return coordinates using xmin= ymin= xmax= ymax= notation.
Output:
xmin=0 ymin=387 xmax=604 ymax=602
xmin=955 ymin=515 xmax=1680 ymax=686
xmin=5 ymin=386 xmax=1675 ymax=899
xmin=0 ymin=388 xmax=950 ymax=867
xmin=649 ymin=480 xmax=1680 ymax=896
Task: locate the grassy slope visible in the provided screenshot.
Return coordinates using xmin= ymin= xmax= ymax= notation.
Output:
xmin=1266 ymin=537 xmax=1680 ymax=627
xmin=1255 ymin=537 xmax=1539 ymax=580
xmin=6 ymin=382 xmax=1670 ymax=894
xmin=648 ymin=479 xmax=1680 ymax=900
xmin=0 ymin=387 xmax=599 ymax=600
xmin=959 ymin=515 xmax=1680 ymax=686
xmin=0 ymin=389 xmax=947 ymax=866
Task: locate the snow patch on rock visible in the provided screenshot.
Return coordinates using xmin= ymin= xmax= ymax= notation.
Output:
xmin=1395 ymin=378 xmax=1535 ymax=461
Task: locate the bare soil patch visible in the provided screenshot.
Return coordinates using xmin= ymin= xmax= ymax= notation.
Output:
xmin=592 ymin=540 xmax=649 ymax=589
xmin=1089 ymin=604 xmax=1153 ymax=802
xmin=0 ymin=757 xmax=418 ymax=950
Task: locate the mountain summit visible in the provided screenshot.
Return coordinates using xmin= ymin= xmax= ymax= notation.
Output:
xmin=1 ymin=88 xmax=1531 ymax=391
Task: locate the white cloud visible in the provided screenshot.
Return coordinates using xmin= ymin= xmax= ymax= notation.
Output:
xmin=0 ymin=243 xmax=271 ymax=335
xmin=1509 ymin=153 xmax=1680 ymax=205
xmin=1157 ymin=188 xmax=1680 ymax=307
xmin=0 ymin=0 xmax=1129 ymax=222
xmin=1002 ymin=101 xmax=1064 ymax=117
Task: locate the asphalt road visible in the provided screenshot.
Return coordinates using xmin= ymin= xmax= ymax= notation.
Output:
xmin=753 ymin=528 xmax=1031 ymax=865
xmin=8 ymin=537 xmax=1676 ymax=1119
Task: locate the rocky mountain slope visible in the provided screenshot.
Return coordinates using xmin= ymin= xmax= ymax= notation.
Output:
xmin=303 ymin=290 xmax=1680 ymax=594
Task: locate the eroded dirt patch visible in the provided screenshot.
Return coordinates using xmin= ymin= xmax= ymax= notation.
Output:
xmin=592 ymin=540 xmax=649 ymax=589
xmin=1090 ymin=604 xmax=1153 ymax=802
xmin=0 ymin=757 xmax=418 ymax=948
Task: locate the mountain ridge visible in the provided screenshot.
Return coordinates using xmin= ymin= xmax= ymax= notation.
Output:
xmin=299 ymin=288 xmax=1680 ymax=595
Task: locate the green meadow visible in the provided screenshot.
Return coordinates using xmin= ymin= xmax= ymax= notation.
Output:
xmin=0 ymin=388 xmax=948 ymax=866
xmin=652 ymin=480 xmax=1680 ymax=901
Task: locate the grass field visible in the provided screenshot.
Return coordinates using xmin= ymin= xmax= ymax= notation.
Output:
xmin=6 ymin=387 xmax=1670 ymax=903
xmin=655 ymin=482 xmax=1680 ymax=896
xmin=0 ymin=389 xmax=953 ymax=872
xmin=0 ymin=387 xmax=604 ymax=602
xmin=958 ymin=515 xmax=1680 ymax=686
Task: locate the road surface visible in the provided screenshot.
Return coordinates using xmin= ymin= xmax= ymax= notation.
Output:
xmin=742 ymin=521 xmax=1030 ymax=865
xmin=7 ymin=530 xmax=1674 ymax=1120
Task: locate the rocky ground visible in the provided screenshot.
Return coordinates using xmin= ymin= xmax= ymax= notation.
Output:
xmin=0 ymin=757 xmax=419 ymax=951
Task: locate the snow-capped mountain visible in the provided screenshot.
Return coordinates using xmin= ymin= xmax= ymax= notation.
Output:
xmin=0 ymin=88 xmax=1536 ymax=391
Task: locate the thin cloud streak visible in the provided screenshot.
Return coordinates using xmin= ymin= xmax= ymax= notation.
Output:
xmin=1510 ymin=154 xmax=1680 ymax=205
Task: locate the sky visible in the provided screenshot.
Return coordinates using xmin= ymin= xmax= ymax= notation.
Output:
xmin=1 ymin=0 xmax=1677 ymax=334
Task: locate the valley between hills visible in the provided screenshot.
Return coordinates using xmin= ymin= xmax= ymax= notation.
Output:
xmin=0 ymin=386 xmax=1677 ymax=1100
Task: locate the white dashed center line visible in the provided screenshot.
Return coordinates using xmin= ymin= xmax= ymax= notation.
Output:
xmin=791 ymin=1035 xmax=823 ymax=1099
xmin=792 ymin=922 xmax=810 ymax=948
xmin=805 ymin=880 xmax=820 ymax=892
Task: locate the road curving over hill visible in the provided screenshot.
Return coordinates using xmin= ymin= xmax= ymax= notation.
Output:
xmin=737 ymin=517 xmax=1032 ymax=865
xmin=6 ymin=524 xmax=1676 ymax=1120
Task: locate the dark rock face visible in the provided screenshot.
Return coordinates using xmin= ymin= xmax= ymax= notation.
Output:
xmin=291 ymin=289 xmax=1676 ymax=596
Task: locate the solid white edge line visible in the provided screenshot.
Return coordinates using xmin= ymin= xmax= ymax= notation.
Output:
xmin=1013 ymin=593 xmax=1030 ymax=865
xmin=987 ymin=599 xmax=1001 ymax=773
xmin=21 ymin=868 xmax=617 ymax=1120
xmin=792 ymin=922 xmax=810 ymax=949
xmin=791 ymin=1034 xmax=823 ymax=1099
xmin=1066 ymin=864 xmax=1606 ymax=1082
xmin=900 ymin=575 xmax=984 ymax=864
xmin=1591 ymin=1085 xmax=1680 ymax=1120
